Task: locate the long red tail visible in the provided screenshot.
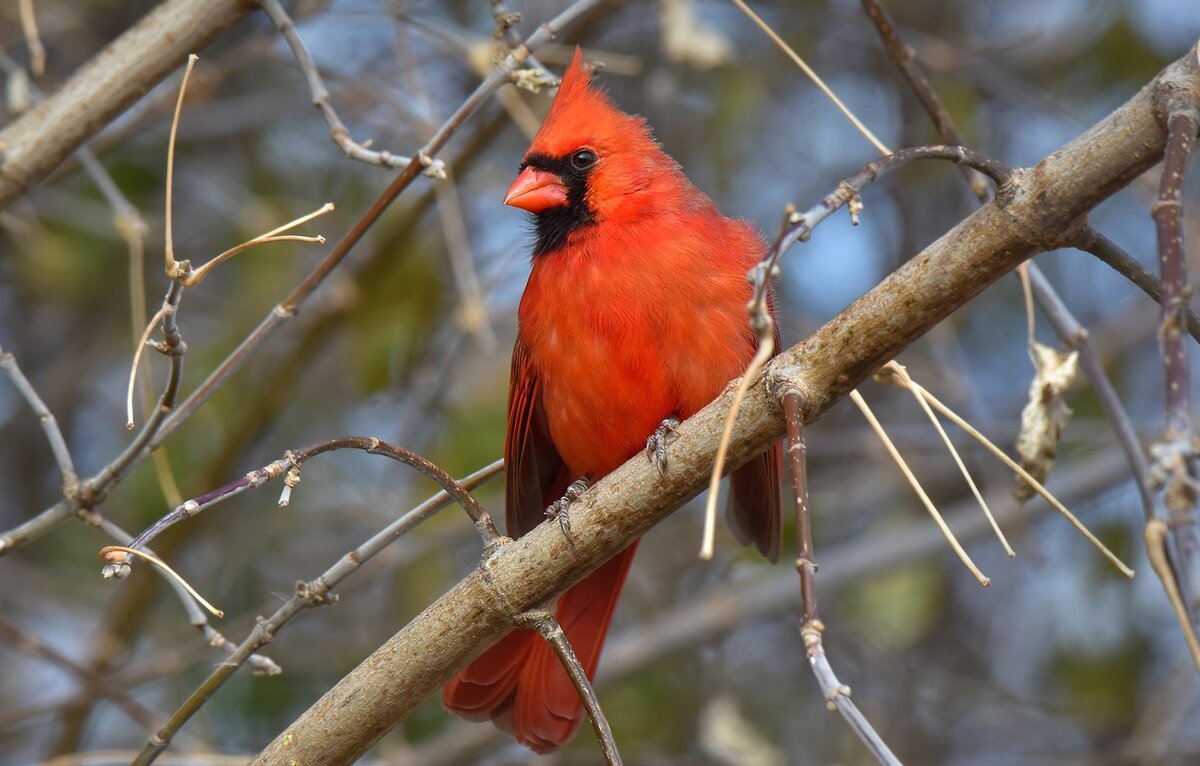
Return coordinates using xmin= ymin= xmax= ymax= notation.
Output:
xmin=442 ymin=543 xmax=638 ymax=753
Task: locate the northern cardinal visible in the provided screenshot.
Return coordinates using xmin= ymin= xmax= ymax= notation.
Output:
xmin=442 ymin=48 xmax=781 ymax=753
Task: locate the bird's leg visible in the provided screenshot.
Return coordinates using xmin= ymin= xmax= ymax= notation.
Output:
xmin=645 ymin=416 xmax=681 ymax=476
xmin=545 ymin=476 xmax=590 ymax=536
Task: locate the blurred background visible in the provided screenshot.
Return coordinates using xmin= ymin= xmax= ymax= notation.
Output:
xmin=1 ymin=0 xmax=1199 ymax=763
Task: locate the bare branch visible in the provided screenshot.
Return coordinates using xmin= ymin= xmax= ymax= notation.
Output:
xmin=258 ymin=0 xmax=447 ymax=177
xmin=112 ymin=439 xmax=499 ymax=565
xmin=520 ymin=609 xmax=623 ymax=765
xmin=1075 ymin=227 xmax=1200 ymax=343
xmin=783 ymin=391 xmax=903 ymax=765
xmin=0 ymin=0 xmax=255 ymax=209
xmin=128 ymin=459 xmax=503 ymax=765
xmin=0 ymin=346 xmax=78 ymax=497
xmin=732 ymin=0 xmax=889 ymax=154
xmin=850 ymin=388 xmax=990 ymax=585
xmin=1150 ymin=95 xmax=1200 ymax=643
xmin=17 ymin=0 xmax=45 ymax=77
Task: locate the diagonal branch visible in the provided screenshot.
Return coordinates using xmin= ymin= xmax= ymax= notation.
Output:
xmin=0 ymin=0 xmax=256 ymax=210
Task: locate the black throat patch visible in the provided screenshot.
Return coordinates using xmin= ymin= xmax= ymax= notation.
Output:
xmin=522 ymin=152 xmax=596 ymax=257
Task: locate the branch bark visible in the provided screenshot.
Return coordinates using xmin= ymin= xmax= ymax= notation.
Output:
xmin=250 ymin=41 xmax=1200 ymax=766
xmin=0 ymin=0 xmax=255 ymax=210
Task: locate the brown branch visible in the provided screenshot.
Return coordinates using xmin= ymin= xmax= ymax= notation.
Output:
xmin=748 ymin=143 xmax=1011 ymax=324
xmin=248 ymin=42 xmax=1200 ymax=766
xmin=0 ymin=346 xmax=78 ymax=497
xmin=258 ymin=0 xmax=447 ymax=176
xmin=1151 ymin=95 xmax=1200 ymax=636
xmin=784 ymin=391 xmax=903 ymax=764
xmin=860 ymin=0 xmax=991 ymax=199
xmin=1154 ymin=99 xmax=1198 ymax=439
xmin=111 ymin=438 xmax=499 ymax=571
xmin=0 ymin=0 xmax=256 ymax=210
xmin=520 ymin=609 xmax=623 ymax=765
xmin=1075 ymin=227 xmax=1200 ymax=344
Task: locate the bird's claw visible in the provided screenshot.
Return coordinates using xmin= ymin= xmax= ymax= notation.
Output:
xmin=545 ymin=476 xmax=589 ymax=536
xmin=646 ymin=417 xmax=681 ymax=476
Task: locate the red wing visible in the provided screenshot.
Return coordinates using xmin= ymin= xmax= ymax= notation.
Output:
xmin=726 ymin=302 xmax=783 ymax=561
xmin=506 ymin=337 xmax=569 ymax=537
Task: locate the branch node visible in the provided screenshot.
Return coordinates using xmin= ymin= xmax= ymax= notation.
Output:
xmin=278 ymin=466 xmax=301 ymax=508
xmin=296 ymin=579 xmax=338 ymax=607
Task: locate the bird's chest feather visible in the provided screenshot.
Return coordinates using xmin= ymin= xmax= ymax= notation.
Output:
xmin=517 ymin=229 xmax=756 ymax=478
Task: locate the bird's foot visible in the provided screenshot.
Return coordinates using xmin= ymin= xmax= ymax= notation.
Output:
xmin=545 ymin=476 xmax=590 ymax=536
xmin=646 ymin=416 xmax=681 ymax=476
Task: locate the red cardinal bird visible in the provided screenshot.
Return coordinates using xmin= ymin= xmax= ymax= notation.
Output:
xmin=442 ymin=48 xmax=781 ymax=753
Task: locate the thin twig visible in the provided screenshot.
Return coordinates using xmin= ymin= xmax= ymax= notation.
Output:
xmin=521 ymin=609 xmax=623 ymax=764
xmin=850 ymin=390 xmax=990 ymax=585
xmin=17 ymin=0 xmax=44 ymax=76
xmin=1074 ymin=227 xmax=1200 ymax=344
xmin=806 ymin=646 xmax=904 ymax=766
xmin=99 ymin=546 xmax=224 ymax=618
xmin=163 ymin=54 xmax=198 ymax=281
xmin=126 ymin=303 xmax=172 ymax=430
xmin=731 ymin=0 xmax=889 ymax=154
xmin=90 ymin=513 xmax=280 ymax=676
xmin=1145 ymin=519 xmax=1200 ymax=671
xmin=887 ymin=364 xmax=1013 ymax=556
xmin=0 ymin=346 xmax=78 ymax=497
xmin=877 ymin=367 xmax=1134 ymax=578
xmin=859 ymin=0 xmax=989 ymax=197
xmin=784 ymin=392 xmax=817 ymax=624
xmin=258 ymin=0 xmax=447 ymax=177
xmin=783 ymin=392 xmax=903 ymax=765
xmin=130 ymin=459 xmax=503 ymax=765
xmin=178 ymin=202 xmax=334 ymax=287
xmin=113 ymin=439 xmax=498 ymax=567
xmin=701 ymin=333 xmax=773 ymax=560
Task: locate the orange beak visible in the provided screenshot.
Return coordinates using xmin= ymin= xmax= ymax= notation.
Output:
xmin=504 ymin=167 xmax=569 ymax=213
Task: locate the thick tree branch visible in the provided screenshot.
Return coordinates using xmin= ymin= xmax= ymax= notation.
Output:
xmin=0 ymin=0 xmax=255 ymax=210
xmin=250 ymin=42 xmax=1200 ymax=766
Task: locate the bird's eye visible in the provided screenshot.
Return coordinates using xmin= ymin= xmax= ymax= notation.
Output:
xmin=570 ymin=150 xmax=597 ymax=170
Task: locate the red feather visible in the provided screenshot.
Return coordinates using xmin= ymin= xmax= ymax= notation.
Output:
xmin=443 ymin=48 xmax=782 ymax=753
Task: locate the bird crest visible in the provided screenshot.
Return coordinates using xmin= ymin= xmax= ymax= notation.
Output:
xmin=526 ymin=48 xmax=655 ymax=162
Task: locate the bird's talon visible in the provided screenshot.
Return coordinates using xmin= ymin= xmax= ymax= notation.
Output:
xmin=545 ymin=477 xmax=589 ymax=536
xmin=645 ymin=417 xmax=681 ymax=476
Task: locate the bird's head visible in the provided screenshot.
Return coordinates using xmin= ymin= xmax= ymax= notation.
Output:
xmin=505 ymin=48 xmax=676 ymax=255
